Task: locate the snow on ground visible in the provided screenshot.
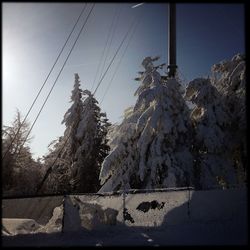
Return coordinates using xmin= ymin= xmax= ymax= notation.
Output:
xmin=2 ymin=204 xmax=63 ymax=236
xmin=2 ymin=219 xmax=41 ymax=236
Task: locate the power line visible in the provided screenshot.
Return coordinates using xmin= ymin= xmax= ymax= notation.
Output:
xmin=100 ymin=13 xmax=142 ymax=104
xmin=90 ymin=6 xmax=121 ymax=92
xmin=14 ymin=4 xmax=96 ymax=166
xmin=97 ymin=5 xmax=123 ymax=87
xmin=93 ymin=16 xmax=138 ymax=96
xmin=2 ymin=4 xmax=87 ymax=160
xmin=36 ymin=13 xmax=138 ymax=194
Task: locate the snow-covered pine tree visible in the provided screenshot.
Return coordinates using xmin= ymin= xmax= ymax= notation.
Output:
xmin=43 ymin=74 xmax=110 ymax=194
xmin=212 ymin=54 xmax=246 ymax=184
xmin=60 ymin=73 xmax=84 ymax=173
xmin=42 ymin=74 xmax=84 ymax=193
xmin=69 ymin=89 xmax=110 ymax=193
xmin=99 ymin=56 xmax=194 ymax=192
xmin=185 ymin=54 xmax=246 ymax=189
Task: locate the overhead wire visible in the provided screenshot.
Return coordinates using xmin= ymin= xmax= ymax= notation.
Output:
xmin=36 ymin=12 xmax=139 ymax=194
xmin=2 ymin=4 xmax=87 ymax=160
xmin=100 ymin=12 xmax=143 ymax=104
xmin=13 ymin=4 xmax=96 ymax=166
xmin=93 ymin=16 xmax=138 ymax=96
xmin=90 ymin=5 xmax=121 ymax=92
xmin=97 ymin=5 xmax=123 ymax=86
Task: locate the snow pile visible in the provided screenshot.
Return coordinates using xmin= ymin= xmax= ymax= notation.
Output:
xmin=2 ymin=219 xmax=41 ymax=236
xmin=66 ymin=196 xmax=119 ymax=231
xmin=37 ymin=205 xmax=63 ymax=233
xmin=2 ymin=205 xmax=63 ymax=236
xmin=2 ymin=197 xmax=64 ymax=236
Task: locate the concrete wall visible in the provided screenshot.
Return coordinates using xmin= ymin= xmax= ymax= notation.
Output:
xmin=2 ymin=188 xmax=247 ymax=234
xmin=2 ymin=196 xmax=64 ymax=225
xmin=68 ymin=188 xmax=247 ymax=228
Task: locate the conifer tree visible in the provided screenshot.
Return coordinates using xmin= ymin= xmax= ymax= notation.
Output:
xmin=44 ymin=74 xmax=110 ymax=193
xmin=2 ymin=110 xmax=43 ymax=196
xmin=99 ymin=57 xmax=193 ymax=192
xmin=185 ymin=54 xmax=246 ymax=188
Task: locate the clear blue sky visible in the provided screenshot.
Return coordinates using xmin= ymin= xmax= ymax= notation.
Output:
xmin=2 ymin=3 xmax=245 ymax=159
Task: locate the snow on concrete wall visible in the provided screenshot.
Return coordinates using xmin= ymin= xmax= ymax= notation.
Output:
xmin=68 ymin=190 xmax=190 ymax=228
xmin=2 ymin=188 xmax=247 ymax=235
xmin=67 ymin=188 xmax=247 ymax=230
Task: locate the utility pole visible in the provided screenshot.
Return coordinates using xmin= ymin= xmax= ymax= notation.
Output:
xmin=168 ymin=3 xmax=177 ymax=78
xmin=132 ymin=3 xmax=177 ymax=77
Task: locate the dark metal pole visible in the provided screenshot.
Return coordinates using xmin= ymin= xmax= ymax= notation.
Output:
xmin=168 ymin=3 xmax=177 ymax=78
